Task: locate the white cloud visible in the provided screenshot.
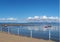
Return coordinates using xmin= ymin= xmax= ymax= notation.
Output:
xmin=7 ymin=18 xmax=17 ymax=20
xmin=27 ymin=16 xmax=40 ymax=20
xmin=27 ymin=16 xmax=60 ymax=22
xmin=48 ymin=16 xmax=55 ymax=19
xmin=0 ymin=18 xmax=6 ymax=20
xmin=0 ymin=17 xmax=17 ymax=20
xmin=40 ymin=16 xmax=47 ymax=19
xmin=27 ymin=16 xmax=59 ymax=20
xmin=0 ymin=16 xmax=60 ymax=22
xmin=34 ymin=16 xmax=39 ymax=19
xmin=27 ymin=17 xmax=32 ymax=20
xmin=48 ymin=16 xmax=59 ymax=19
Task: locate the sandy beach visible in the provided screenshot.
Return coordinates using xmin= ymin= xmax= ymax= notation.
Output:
xmin=0 ymin=32 xmax=55 ymax=42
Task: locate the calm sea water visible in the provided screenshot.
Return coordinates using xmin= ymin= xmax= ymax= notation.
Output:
xmin=0 ymin=22 xmax=59 ymax=42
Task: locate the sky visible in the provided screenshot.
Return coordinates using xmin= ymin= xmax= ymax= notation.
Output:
xmin=0 ymin=0 xmax=59 ymax=19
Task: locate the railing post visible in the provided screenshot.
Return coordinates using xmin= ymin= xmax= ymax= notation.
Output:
xmin=30 ymin=30 xmax=32 ymax=38
xmin=1 ymin=26 xmax=2 ymax=32
xmin=18 ymin=27 xmax=19 ymax=35
xmin=48 ymin=23 xmax=51 ymax=40
xmin=1 ymin=27 xmax=2 ymax=32
xmin=49 ymin=28 xmax=51 ymax=40
xmin=8 ymin=27 xmax=9 ymax=34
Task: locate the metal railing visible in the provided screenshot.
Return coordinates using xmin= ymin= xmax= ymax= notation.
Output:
xmin=0 ymin=23 xmax=59 ymax=42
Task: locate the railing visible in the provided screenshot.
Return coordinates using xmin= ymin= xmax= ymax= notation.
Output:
xmin=0 ymin=23 xmax=59 ymax=42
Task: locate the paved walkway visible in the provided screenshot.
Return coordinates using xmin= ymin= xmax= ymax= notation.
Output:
xmin=0 ymin=32 xmax=55 ymax=42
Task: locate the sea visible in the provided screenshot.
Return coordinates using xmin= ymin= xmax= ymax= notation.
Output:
xmin=0 ymin=22 xmax=60 ymax=42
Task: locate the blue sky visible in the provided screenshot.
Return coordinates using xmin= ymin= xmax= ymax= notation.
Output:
xmin=0 ymin=0 xmax=59 ymax=19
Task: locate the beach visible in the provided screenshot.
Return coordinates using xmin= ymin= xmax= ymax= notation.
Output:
xmin=0 ymin=32 xmax=55 ymax=42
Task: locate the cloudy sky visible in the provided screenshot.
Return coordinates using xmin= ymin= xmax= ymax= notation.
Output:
xmin=0 ymin=0 xmax=59 ymax=19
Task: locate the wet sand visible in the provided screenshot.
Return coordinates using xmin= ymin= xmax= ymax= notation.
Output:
xmin=0 ymin=32 xmax=55 ymax=42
